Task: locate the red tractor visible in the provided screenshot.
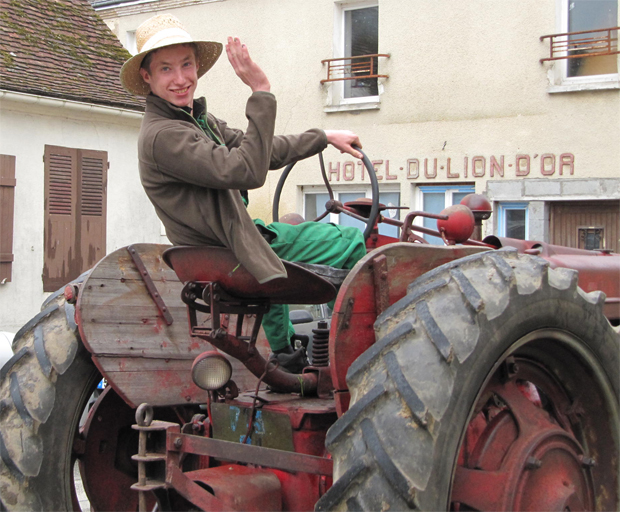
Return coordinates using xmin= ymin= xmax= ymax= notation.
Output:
xmin=1 ymin=152 xmax=618 ymax=511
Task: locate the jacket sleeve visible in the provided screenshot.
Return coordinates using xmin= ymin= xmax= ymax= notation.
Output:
xmin=211 ymin=108 xmax=328 ymax=169
xmin=150 ymin=92 xmax=277 ymax=190
xmin=269 ymin=129 xmax=329 ymax=170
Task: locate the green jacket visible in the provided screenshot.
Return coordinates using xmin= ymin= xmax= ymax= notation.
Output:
xmin=138 ymin=92 xmax=327 ymax=283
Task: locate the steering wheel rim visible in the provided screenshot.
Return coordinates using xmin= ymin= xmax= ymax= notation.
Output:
xmin=272 ymin=147 xmax=380 ymax=241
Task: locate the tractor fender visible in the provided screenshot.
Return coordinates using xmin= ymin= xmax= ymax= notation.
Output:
xmin=329 ymin=242 xmax=489 ymax=415
xmin=75 ymin=243 xmax=268 ymax=408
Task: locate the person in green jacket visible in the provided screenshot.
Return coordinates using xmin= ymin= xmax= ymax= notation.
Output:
xmin=120 ymin=13 xmax=366 ymax=372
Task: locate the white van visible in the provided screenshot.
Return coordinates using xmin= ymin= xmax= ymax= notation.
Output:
xmin=0 ymin=332 xmax=14 ymax=369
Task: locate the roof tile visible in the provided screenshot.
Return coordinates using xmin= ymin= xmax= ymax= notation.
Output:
xmin=0 ymin=0 xmax=144 ymax=111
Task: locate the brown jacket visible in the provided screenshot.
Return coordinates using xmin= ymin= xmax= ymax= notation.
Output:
xmin=138 ymin=92 xmax=327 ymax=283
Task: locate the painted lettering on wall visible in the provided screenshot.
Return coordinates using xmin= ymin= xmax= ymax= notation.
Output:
xmin=328 ymin=153 xmax=575 ymax=181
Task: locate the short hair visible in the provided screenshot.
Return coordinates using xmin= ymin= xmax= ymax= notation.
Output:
xmin=140 ymin=43 xmax=199 ymax=75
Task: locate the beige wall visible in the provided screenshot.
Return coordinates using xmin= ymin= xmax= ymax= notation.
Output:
xmin=99 ymin=0 xmax=619 ymax=231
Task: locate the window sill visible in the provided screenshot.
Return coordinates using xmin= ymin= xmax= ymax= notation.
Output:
xmin=548 ymin=77 xmax=620 ymax=93
xmin=324 ymin=99 xmax=381 ymax=113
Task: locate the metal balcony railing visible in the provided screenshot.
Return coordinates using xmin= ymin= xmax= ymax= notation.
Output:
xmin=321 ymin=54 xmax=390 ymax=84
xmin=540 ymin=26 xmax=619 ymax=62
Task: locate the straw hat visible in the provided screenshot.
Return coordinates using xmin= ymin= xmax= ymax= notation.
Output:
xmin=120 ymin=13 xmax=223 ymax=96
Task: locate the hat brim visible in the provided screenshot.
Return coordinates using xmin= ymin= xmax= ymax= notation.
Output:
xmin=120 ymin=41 xmax=223 ymax=96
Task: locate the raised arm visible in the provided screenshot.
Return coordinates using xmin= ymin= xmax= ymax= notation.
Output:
xmin=226 ymin=37 xmax=271 ymax=93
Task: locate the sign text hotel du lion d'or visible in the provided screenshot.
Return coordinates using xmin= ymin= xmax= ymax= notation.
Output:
xmin=325 ymin=153 xmax=576 ymax=181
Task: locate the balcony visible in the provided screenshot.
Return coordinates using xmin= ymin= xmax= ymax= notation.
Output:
xmin=540 ymin=26 xmax=619 ymax=63
xmin=321 ymin=54 xmax=390 ymax=84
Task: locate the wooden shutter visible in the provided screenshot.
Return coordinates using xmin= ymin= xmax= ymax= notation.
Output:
xmin=79 ymin=149 xmax=107 ymax=272
xmin=43 ymin=146 xmax=107 ymax=292
xmin=0 ymin=155 xmax=16 ymax=283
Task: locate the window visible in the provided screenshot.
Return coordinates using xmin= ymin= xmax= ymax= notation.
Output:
xmin=0 ymin=155 xmax=16 ymax=283
xmin=417 ymin=185 xmax=475 ymax=244
xmin=566 ymin=0 xmax=618 ymax=78
xmin=542 ymin=0 xmax=619 ymax=91
xmin=578 ymin=226 xmax=605 ymax=249
xmin=325 ymin=1 xmax=385 ymax=110
xmin=43 ymin=146 xmax=107 ymax=292
xmin=343 ymin=5 xmax=379 ymax=99
xmin=305 ymin=188 xmax=401 ymax=238
xmin=126 ymin=30 xmax=138 ymax=55
xmin=498 ymin=202 xmax=529 ymax=240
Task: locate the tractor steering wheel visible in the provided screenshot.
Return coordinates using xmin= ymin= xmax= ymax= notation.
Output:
xmin=272 ymin=148 xmax=380 ymax=241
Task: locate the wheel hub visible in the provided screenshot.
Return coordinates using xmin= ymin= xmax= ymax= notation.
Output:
xmin=452 ymin=360 xmax=595 ymax=511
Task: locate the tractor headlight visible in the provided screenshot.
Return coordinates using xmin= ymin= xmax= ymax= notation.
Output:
xmin=191 ymin=352 xmax=232 ymax=391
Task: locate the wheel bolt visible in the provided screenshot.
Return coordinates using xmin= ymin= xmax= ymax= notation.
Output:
xmin=525 ymin=457 xmax=542 ymax=469
xmin=579 ymin=455 xmax=596 ymax=467
xmin=174 ymin=437 xmax=183 ymax=449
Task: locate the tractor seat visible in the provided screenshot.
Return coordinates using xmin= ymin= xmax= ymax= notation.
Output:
xmin=162 ymin=246 xmax=337 ymax=305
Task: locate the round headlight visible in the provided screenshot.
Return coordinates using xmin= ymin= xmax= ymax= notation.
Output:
xmin=191 ymin=351 xmax=232 ymax=391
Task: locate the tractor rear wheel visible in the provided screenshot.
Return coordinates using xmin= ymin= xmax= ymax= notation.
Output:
xmin=317 ymin=249 xmax=619 ymax=511
xmin=0 ymin=287 xmax=100 ymax=511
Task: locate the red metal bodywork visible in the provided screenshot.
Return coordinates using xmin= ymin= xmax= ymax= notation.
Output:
xmin=485 ymin=236 xmax=620 ymax=322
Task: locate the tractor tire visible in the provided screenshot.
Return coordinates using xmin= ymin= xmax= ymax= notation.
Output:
xmin=317 ymin=249 xmax=619 ymax=511
xmin=0 ymin=283 xmax=100 ymax=511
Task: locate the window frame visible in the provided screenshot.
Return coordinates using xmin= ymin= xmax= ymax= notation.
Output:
xmin=497 ymin=202 xmax=529 ymax=240
xmin=547 ymin=0 xmax=619 ymax=92
xmin=326 ymin=0 xmax=381 ymax=112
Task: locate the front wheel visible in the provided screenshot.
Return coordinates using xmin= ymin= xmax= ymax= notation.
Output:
xmin=318 ymin=249 xmax=619 ymax=511
xmin=0 ymin=289 xmax=101 ymax=511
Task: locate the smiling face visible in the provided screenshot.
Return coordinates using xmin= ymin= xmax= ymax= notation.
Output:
xmin=139 ymin=44 xmax=198 ymax=108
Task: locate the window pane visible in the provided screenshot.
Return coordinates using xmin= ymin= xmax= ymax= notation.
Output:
xmin=505 ymin=209 xmax=526 ymax=239
xmin=339 ymin=192 xmax=367 ymax=231
xmin=422 ymin=192 xmax=445 ymax=244
xmin=568 ymin=0 xmax=618 ymax=77
xmin=578 ymin=227 xmax=604 ymax=250
xmin=452 ymin=192 xmax=470 ymax=205
xmin=344 ymin=6 xmax=379 ymax=98
xmin=304 ymin=193 xmax=330 ymax=223
xmin=378 ymin=192 xmax=400 ymax=238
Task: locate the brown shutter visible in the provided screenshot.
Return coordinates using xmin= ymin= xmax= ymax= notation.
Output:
xmin=43 ymin=146 xmax=108 ymax=292
xmin=43 ymin=146 xmax=78 ymax=291
xmin=78 ymin=149 xmax=107 ymax=272
xmin=0 ymin=155 xmax=16 ymax=283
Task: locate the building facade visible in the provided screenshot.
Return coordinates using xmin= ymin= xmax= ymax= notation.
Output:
xmin=96 ymin=0 xmax=619 ymax=254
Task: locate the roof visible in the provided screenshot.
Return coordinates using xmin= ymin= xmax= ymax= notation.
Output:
xmin=0 ymin=0 xmax=145 ymax=111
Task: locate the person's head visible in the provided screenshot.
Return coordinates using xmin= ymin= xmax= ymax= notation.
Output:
xmin=139 ymin=43 xmax=198 ymax=108
xmin=120 ymin=14 xmax=222 ymax=99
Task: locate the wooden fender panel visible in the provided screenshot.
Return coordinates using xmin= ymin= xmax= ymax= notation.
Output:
xmin=330 ymin=242 xmax=489 ymax=415
xmin=76 ymin=244 xmax=269 ymax=408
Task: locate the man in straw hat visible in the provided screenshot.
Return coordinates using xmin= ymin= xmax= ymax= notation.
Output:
xmin=121 ymin=13 xmax=367 ymax=372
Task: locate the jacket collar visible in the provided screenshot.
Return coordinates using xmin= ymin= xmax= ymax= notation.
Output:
xmin=145 ymin=94 xmax=207 ymax=121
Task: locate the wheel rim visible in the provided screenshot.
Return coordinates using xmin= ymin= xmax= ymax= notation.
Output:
xmin=451 ymin=328 xmax=619 ymax=511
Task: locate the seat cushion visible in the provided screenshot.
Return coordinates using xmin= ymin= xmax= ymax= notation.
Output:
xmin=163 ymin=246 xmax=336 ymax=305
